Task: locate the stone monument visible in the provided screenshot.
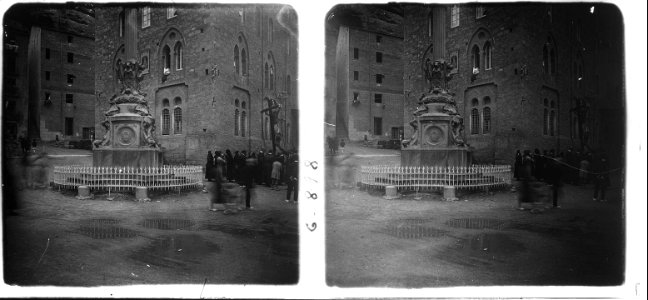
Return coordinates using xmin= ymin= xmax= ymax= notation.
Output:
xmin=401 ymin=57 xmax=472 ymax=167
xmin=93 ymin=59 xmax=162 ymax=167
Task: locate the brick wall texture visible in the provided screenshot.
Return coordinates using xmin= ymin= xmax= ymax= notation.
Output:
xmin=95 ymin=4 xmax=298 ymax=165
xmin=403 ymin=3 xmax=624 ymax=164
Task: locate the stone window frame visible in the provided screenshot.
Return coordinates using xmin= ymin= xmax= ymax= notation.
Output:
xmin=65 ymin=93 xmax=74 ymax=104
xmin=353 ymin=71 xmax=359 ymax=81
xmin=482 ymin=97 xmax=492 ymax=134
xmin=470 ymin=98 xmax=480 ymax=135
xmin=449 ymin=51 xmax=459 ymax=74
xmin=142 ymin=7 xmax=151 ymax=28
xmin=45 ymin=71 xmax=51 ymax=81
xmin=167 ymin=7 xmax=177 ymax=19
xmin=174 ymin=42 xmax=183 ymax=70
xmin=542 ymin=98 xmax=556 ymax=136
xmin=265 ymin=52 xmax=276 ymax=91
xmin=67 ymin=52 xmax=74 ymax=64
xmin=467 ymin=28 xmax=494 ymax=75
xmin=171 ymin=97 xmax=183 ymax=135
xmin=162 ymin=99 xmax=171 ymax=135
xmin=66 ymin=74 xmax=75 ymax=85
xmin=483 ymin=41 xmax=493 ymax=70
xmin=376 ymin=52 xmax=383 ymax=64
xmin=374 ymin=93 xmax=383 ymax=104
xmin=543 ymin=36 xmax=557 ymax=75
xmin=375 ymin=74 xmax=384 ymax=85
xmin=353 ymin=48 xmax=359 ymax=60
xmin=234 ymin=33 xmax=249 ymax=78
xmin=140 ymin=50 xmax=150 ymax=74
xmin=45 ymin=48 xmax=50 ymax=59
xmin=158 ymin=28 xmax=186 ymax=77
xmin=451 ymin=5 xmax=460 ymax=28
xmin=475 ymin=6 xmax=487 ymax=19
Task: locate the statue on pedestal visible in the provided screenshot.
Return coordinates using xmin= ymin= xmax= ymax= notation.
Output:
xmin=403 ymin=56 xmax=467 ymax=149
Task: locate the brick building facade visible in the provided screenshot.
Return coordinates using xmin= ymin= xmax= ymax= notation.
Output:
xmin=3 ymin=4 xmax=95 ymax=145
xmin=403 ymin=3 xmax=624 ymax=164
xmin=334 ymin=26 xmax=404 ymax=142
xmin=95 ymin=4 xmax=298 ymax=164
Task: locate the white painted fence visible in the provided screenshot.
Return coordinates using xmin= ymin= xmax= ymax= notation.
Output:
xmin=52 ymin=165 xmax=203 ymax=192
xmin=359 ymin=165 xmax=512 ymax=191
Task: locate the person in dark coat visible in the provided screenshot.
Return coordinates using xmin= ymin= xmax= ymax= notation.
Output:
xmin=533 ymin=148 xmax=543 ymax=181
xmin=285 ymin=153 xmax=299 ymax=203
xmin=210 ymin=151 xmax=226 ymax=211
xmin=205 ymin=151 xmax=214 ymax=181
xmin=513 ymin=150 xmax=523 ymax=180
xmin=518 ymin=150 xmax=534 ymax=210
xmin=257 ymin=150 xmax=266 ymax=185
xmin=241 ymin=156 xmax=257 ymax=210
xmin=547 ymin=152 xmax=564 ymax=208
xmin=225 ymin=149 xmax=234 ymax=181
xmin=592 ymin=155 xmax=611 ymax=202
xmin=264 ymin=151 xmax=274 ymax=187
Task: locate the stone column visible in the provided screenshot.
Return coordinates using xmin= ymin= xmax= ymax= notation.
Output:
xmin=431 ymin=7 xmax=446 ymax=61
xmin=124 ymin=7 xmax=139 ymax=61
xmin=27 ymin=26 xmax=42 ymax=141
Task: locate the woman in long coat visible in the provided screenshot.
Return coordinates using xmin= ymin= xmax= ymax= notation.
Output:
xmin=205 ymin=151 xmax=214 ymax=181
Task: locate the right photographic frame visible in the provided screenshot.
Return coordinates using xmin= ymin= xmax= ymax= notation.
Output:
xmin=325 ymin=3 xmax=626 ymax=287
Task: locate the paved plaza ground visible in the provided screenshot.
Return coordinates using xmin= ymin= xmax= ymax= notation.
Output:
xmin=326 ymin=143 xmax=625 ymax=287
xmin=2 ymin=146 xmax=298 ymax=286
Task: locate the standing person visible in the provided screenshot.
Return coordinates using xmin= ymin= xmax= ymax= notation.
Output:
xmin=513 ymin=150 xmax=523 ymax=180
xmin=579 ymin=154 xmax=591 ymax=185
xmin=592 ymin=154 xmax=610 ymax=202
xmin=548 ymin=152 xmax=564 ymax=208
xmin=271 ymin=156 xmax=282 ymax=191
xmin=518 ymin=150 xmax=534 ymax=210
xmin=242 ymin=155 xmax=257 ymax=210
xmin=264 ymin=151 xmax=274 ymax=187
xmin=533 ymin=148 xmax=543 ymax=181
xmin=285 ymin=153 xmax=299 ymax=203
xmin=225 ymin=149 xmax=234 ymax=181
xmin=205 ymin=151 xmax=214 ymax=181
xmin=209 ymin=151 xmax=226 ymax=211
xmin=257 ymin=150 xmax=265 ymax=185
xmin=339 ymin=139 xmax=346 ymax=153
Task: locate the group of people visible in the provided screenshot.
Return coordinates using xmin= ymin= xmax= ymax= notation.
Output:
xmin=514 ymin=147 xmax=612 ymax=209
xmin=327 ymin=136 xmax=345 ymax=155
xmin=205 ymin=149 xmax=299 ymax=212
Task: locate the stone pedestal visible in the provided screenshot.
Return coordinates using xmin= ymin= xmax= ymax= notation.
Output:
xmin=384 ymin=185 xmax=400 ymax=199
xmin=135 ymin=186 xmax=149 ymax=202
xmin=93 ymin=148 xmax=162 ymax=168
xmin=443 ymin=185 xmax=458 ymax=201
xmin=76 ymin=185 xmax=93 ymax=200
xmin=401 ymin=148 xmax=472 ymax=167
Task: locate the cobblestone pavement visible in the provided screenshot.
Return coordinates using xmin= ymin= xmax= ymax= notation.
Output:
xmin=325 ymin=146 xmax=625 ymax=287
xmin=3 ymin=175 xmax=298 ymax=286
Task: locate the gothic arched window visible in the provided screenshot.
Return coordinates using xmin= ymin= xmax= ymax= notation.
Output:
xmin=162 ymin=46 xmax=171 ymax=71
xmin=174 ymin=42 xmax=183 ymax=70
xmin=471 ymin=108 xmax=480 ymax=134
xmin=471 ymin=45 xmax=480 ymax=70
xmin=234 ymin=45 xmax=240 ymax=75
xmin=483 ymin=42 xmax=492 ymax=70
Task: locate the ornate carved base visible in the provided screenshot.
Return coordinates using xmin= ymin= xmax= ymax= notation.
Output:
xmin=401 ymin=148 xmax=472 ymax=167
xmin=93 ymin=148 xmax=163 ymax=168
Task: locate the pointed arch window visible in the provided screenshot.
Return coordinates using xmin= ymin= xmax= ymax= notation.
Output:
xmin=162 ymin=46 xmax=171 ymax=71
xmin=471 ymin=45 xmax=480 ymax=70
xmin=162 ymin=98 xmax=170 ymax=136
xmin=483 ymin=42 xmax=492 ymax=70
xmin=241 ymin=111 xmax=247 ymax=137
xmin=241 ymin=48 xmax=248 ymax=76
xmin=483 ymin=107 xmax=491 ymax=134
xmin=174 ymin=42 xmax=183 ymax=70
xmin=234 ymin=109 xmax=240 ymax=136
xmin=234 ymin=45 xmax=240 ymax=75
xmin=174 ymin=107 xmax=182 ymax=134
xmin=270 ymin=66 xmax=275 ymax=90
xmin=471 ymin=108 xmax=480 ymax=134
xmin=264 ymin=63 xmax=269 ymax=88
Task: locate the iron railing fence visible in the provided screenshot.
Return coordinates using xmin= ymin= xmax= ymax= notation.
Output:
xmin=359 ymin=165 xmax=512 ymax=191
xmin=52 ymin=165 xmax=203 ymax=192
